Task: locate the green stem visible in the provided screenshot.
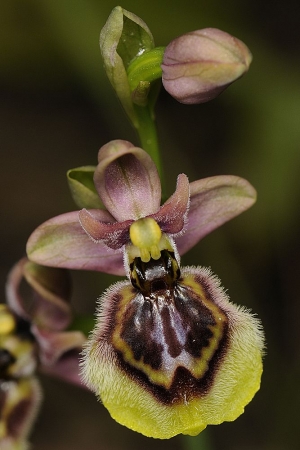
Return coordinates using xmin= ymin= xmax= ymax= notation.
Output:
xmin=182 ymin=430 xmax=214 ymax=450
xmin=127 ymin=47 xmax=165 ymax=178
xmin=134 ymin=104 xmax=163 ymax=178
xmin=127 ymin=47 xmax=166 ymax=179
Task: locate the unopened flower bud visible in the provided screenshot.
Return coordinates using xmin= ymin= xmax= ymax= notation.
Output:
xmin=161 ymin=28 xmax=252 ymax=104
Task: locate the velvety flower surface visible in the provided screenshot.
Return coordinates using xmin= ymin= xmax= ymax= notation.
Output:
xmin=27 ymin=139 xmax=257 ymax=275
xmin=82 ymin=254 xmax=264 ymax=438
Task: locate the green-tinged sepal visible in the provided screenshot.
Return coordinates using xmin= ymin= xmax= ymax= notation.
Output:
xmin=67 ymin=166 xmax=104 ymax=209
xmin=100 ymin=6 xmax=154 ymax=127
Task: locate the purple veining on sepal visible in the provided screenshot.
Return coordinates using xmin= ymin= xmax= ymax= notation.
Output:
xmin=27 ymin=210 xmax=126 ymax=275
xmin=94 ymin=140 xmax=161 ymax=221
xmin=176 ymin=175 xmax=256 ymax=255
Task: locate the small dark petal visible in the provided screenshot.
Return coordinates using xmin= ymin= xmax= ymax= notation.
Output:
xmin=79 ymin=208 xmax=132 ymax=249
xmin=152 ymin=173 xmax=190 ymax=236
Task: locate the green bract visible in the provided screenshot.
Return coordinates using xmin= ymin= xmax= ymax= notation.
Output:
xmin=67 ymin=166 xmax=104 ymax=209
xmin=100 ymin=6 xmax=154 ymax=126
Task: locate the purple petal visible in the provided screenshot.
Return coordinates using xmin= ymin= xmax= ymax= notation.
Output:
xmin=94 ymin=140 xmax=161 ymax=221
xmin=26 ymin=211 xmax=125 ymax=276
xmin=39 ymin=349 xmax=85 ymax=388
xmin=176 ymin=175 xmax=257 ymax=255
xmin=32 ymin=325 xmax=85 ymax=367
xmin=152 ymin=173 xmax=190 ymax=235
xmin=79 ymin=208 xmax=132 ymax=249
xmin=34 ymin=326 xmax=86 ymax=385
xmin=6 ymin=258 xmax=72 ymax=331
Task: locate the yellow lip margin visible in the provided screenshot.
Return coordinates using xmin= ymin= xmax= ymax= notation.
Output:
xmin=82 ymin=268 xmax=264 ymax=438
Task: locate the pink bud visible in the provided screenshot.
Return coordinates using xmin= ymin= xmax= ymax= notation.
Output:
xmin=161 ymin=28 xmax=252 ymax=104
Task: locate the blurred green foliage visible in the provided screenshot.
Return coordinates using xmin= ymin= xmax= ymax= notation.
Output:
xmin=1 ymin=1 xmax=300 ymax=449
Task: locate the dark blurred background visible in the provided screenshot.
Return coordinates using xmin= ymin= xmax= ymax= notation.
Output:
xmin=1 ymin=1 xmax=300 ymax=449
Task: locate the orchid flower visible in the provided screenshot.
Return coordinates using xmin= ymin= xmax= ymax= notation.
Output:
xmin=0 ymin=258 xmax=86 ymax=449
xmin=26 ymin=140 xmax=263 ymax=439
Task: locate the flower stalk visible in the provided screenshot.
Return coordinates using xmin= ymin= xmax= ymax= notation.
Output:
xmin=133 ymin=103 xmax=162 ymax=175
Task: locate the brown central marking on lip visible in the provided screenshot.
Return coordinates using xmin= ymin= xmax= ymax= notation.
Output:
xmin=118 ymin=295 xmax=164 ymax=371
xmin=160 ymin=305 xmax=181 ymax=358
xmin=109 ymin=272 xmax=229 ymax=404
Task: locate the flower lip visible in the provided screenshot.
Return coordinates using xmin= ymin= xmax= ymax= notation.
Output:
xmin=82 ymin=263 xmax=264 ymax=438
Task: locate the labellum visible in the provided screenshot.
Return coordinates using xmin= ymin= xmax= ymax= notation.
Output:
xmin=82 ymin=243 xmax=264 ymax=439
